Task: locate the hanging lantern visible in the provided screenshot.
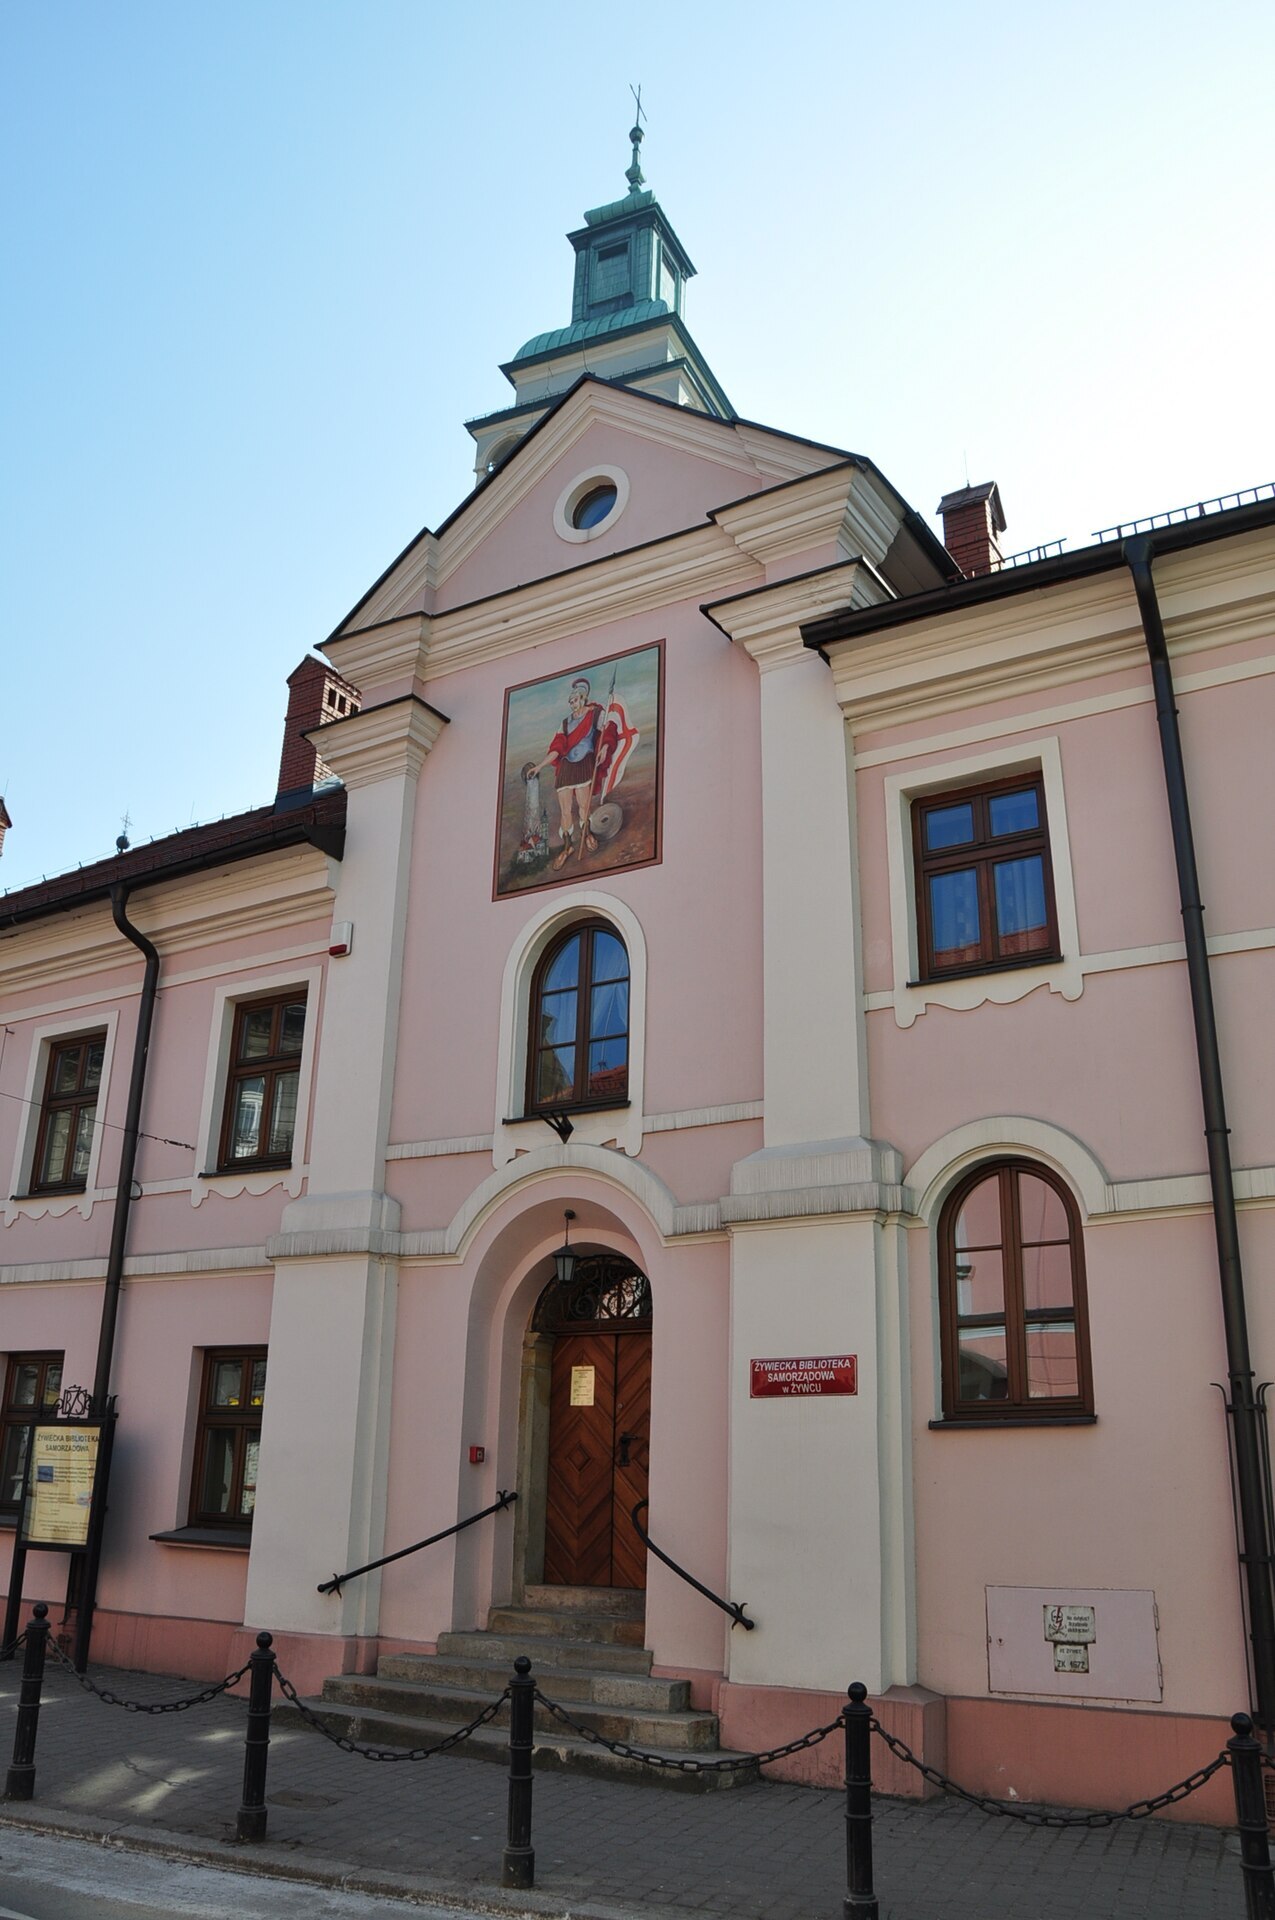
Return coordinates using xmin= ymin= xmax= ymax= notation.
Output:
xmin=553 ymin=1209 xmax=577 ymax=1288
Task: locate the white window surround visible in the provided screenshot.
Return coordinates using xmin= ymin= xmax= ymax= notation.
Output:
xmin=4 ymin=1011 xmax=121 ymax=1226
xmin=190 ymin=965 xmax=322 ymax=1207
xmin=881 ymin=736 xmax=1082 ymax=1029
xmin=493 ymin=889 xmax=646 ymax=1168
xmin=552 ymin=465 xmax=630 ymax=545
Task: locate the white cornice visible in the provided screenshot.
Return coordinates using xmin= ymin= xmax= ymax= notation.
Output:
xmin=0 ymin=849 xmax=338 ymax=997
xmin=317 ymin=697 xmax=448 ymax=789
xmin=338 ymin=533 xmax=438 ymax=638
xmin=707 ymin=561 xmax=890 ymax=671
xmin=420 ymin=527 xmax=759 ymax=683
xmin=323 ymin=614 xmax=431 ymax=696
xmin=731 ymin=422 xmax=847 ymax=484
xmin=826 ymin=533 xmax=1275 ymax=731
xmin=714 ymin=465 xmax=900 ymax=571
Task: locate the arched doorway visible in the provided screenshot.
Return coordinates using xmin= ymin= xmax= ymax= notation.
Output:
xmin=533 ymin=1253 xmax=651 ymax=1590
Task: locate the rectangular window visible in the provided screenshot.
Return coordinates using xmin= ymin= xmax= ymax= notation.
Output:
xmin=1 ymin=1352 xmax=64 ymax=1516
xmin=913 ymin=774 xmax=1059 ymax=981
xmin=188 ymin=1349 xmax=266 ymax=1529
xmin=31 ymin=1035 xmax=105 ymax=1194
xmin=217 ymin=992 xmax=307 ymax=1172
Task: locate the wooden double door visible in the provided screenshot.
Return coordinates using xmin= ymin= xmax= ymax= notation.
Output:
xmin=543 ymin=1328 xmax=650 ymax=1590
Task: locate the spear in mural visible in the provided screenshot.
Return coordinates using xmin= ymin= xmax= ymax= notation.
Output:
xmin=579 ymin=659 xmax=619 ymax=862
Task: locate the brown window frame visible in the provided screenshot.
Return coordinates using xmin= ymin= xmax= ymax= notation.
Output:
xmin=187 ymin=1348 xmax=267 ymax=1531
xmin=913 ymin=772 xmax=1061 ymax=982
xmin=1 ymin=1351 xmax=64 ymax=1518
xmin=938 ymin=1160 xmax=1093 ymax=1423
xmin=216 ymin=991 xmax=307 ymax=1174
xmin=526 ymin=920 xmax=630 ymax=1115
xmin=30 ymin=1033 xmax=106 ymax=1195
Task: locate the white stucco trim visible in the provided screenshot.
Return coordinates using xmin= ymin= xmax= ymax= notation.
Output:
xmin=552 ymin=465 xmax=630 ymax=545
xmin=492 ymin=890 xmax=646 ymax=1167
xmin=444 ymin=1143 xmax=686 ymax=1257
xmin=905 ymin=1118 xmax=1110 ymax=1227
xmin=190 ymin=963 xmax=323 ymax=1207
xmin=4 ymin=1010 xmax=120 ymax=1225
xmin=881 ymin=736 xmax=1082 ymax=1028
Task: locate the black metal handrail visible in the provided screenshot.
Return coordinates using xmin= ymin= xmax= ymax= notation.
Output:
xmin=630 ymin=1499 xmax=755 ymax=1630
xmin=318 ymin=1490 xmax=518 ymax=1596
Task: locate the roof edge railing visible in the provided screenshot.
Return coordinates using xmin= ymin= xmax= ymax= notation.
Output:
xmin=318 ymin=1490 xmax=518 ymax=1597
xmin=631 ymin=1499 xmax=755 ymax=1630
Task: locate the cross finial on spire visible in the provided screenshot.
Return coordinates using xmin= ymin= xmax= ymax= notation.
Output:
xmin=626 ymin=84 xmax=646 ymax=192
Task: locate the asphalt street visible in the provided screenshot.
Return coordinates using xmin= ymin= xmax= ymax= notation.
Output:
xmin=0 ymin=1830 xmax=519 ymax=1920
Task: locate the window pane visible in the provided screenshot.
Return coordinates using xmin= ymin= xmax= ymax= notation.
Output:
xmin=240 ymin=1432 xmax=260 ymax=1516
xmin=39 ymin=1109 xmax=72 ymax=1186
xmin=1022 ymin=1243 xmax=1075 ymax=1314
xmin=958 ymin=1325 xmax=1009 ymax=1401
xmin=279 ymin=1003 xmax=306 ymax=1055
xmin=954 ymin=1174 xmax=1003 ymax=1251
xmin=544 ymin=937 xmax=580 ymax=991
xmin=2 ymin=1425 xmax=30 ymax=1506
xmin=42 ymin=1365 xmax=62 ymax=1408
xmin=1018 ymin=1174 xmax=1070 ymax=1243
xmin=1026 ymin=1321 xmax=1080 ymax=1398
xmin=537 ymin=1046 xmax=575 ymax=1103
xmin=268 ymin=1070 xmax=299 ymax=1158
xmin=84 ymin=1041 xmax=105 ymax=1091
xmin=588 ymin=1037 xmax=628 ymax=1099
xmin=249 ymin=1359 xmax=266 ymax=1406
xmin=12 ymin=1364 xmax=42 ymax=1409
xmin=955 ymin=1248 xmax=1004 ymax=1321
xmin=210 ymin=1360 xmax=244 ymax=1408
xmin=929 ymin=869 xmax=981 ymax=965
xmin=238 ymin=1008 xmax=275 ymax=1060
xmin=590 ymin=980 xmax=628 ymax=1041
xmin=993 ymin=856 xmax=1050 ymax=955
xmin=71 ymin=1106 xmax=95 ymax=1181
xmin=538 ymin=989 xmax=577 ymax=1047
xmin=52 ymin=1045 xmax=83 ymax=1095
xmin=988 ymin=788 xmax=1039 ymax=836
xmin=924 ymin=803 xmax=975 ymax=850
xmin=229 ymin=1077 xmax=265 ymax=1159
xmin=199 ymin=1430 xmax=236 ymax=1515
xmin=592 ymin=931 xmax=628 ymax=983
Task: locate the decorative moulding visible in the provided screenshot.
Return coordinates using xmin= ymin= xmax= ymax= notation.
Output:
xmin=315 ymin=696 xmax=449 ymax=789
xmin=705 ymin=560 xmax=888 ymax=671
xmin=552 ymin=464 xmax=631 ymax=544
xmin=713 ymin=465 xmax=900 ymax=572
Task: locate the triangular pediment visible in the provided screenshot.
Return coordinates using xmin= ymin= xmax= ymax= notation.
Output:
xmin=330 ymin=378 xmax=850 ymax=640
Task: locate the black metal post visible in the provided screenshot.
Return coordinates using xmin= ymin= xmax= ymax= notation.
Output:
xmin=502 ymin=1655 xmax=535 ymax=1890
xmin=843 ymin=1681 xmax=878 ymax=1919
xmin=4 ymin=1602 xmax=50 ymax=1802
xmin=1230 ymin=1712 xmax=1275 ymax=1918
xmin=235 ymin=1632 xmax=276 ymax=1841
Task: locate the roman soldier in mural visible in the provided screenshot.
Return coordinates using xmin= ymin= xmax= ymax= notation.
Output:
xmin=533 ymin=675 xmax=622 ymax=869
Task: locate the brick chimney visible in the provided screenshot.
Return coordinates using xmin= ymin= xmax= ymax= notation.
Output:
xmin=0 ymin=797 xmax=10 ymax=860
xmin=276 ymin=657 xmax=361 ymax=808
xmin=938 ymin=482 xmax=1007 ymax=578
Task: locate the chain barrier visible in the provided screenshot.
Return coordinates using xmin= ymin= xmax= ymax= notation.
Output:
xmin=45 ymin=1637 xmax=250 ymax=1714
xmin=273 ymin=1667 xmax=511 ymax=1762
xmin=534 ymin=1688 xmax=842 ymax=1775
xmin=0 ymin=1633 xmax=27 ymax=1659
xmin=870 ymin=1716 xmax=1230 ymax=1828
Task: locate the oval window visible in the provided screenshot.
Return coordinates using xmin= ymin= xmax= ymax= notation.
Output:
xmin=571 ymin=483 xmax=618 ymax=531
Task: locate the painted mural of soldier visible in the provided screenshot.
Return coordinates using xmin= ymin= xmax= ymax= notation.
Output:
xmin=531 ymin=673 xmax=632 ymax=869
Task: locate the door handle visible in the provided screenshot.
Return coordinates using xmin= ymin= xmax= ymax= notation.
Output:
xmin=617 ymin=1432 xmax=636 ymax=1466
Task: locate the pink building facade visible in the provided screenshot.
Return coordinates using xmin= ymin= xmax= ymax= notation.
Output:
xmin=4 ymin=161 xmax=1274 ymax=1821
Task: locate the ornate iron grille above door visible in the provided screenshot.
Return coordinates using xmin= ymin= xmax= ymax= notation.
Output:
xmin=533 ymin=1255 xmax=652 ymax=1335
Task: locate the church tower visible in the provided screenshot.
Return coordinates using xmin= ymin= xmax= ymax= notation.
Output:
xmin=465 ymin=115 xmax=733 ymax=477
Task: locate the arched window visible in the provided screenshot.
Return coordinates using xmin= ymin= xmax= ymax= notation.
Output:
xmin=527 ymin=921 xmax=629 ymax=1114
xmin=938 ymin=1160 xmax=1092 ymax=1421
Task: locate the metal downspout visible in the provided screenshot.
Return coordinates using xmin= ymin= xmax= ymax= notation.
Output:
xmin=94 ymin=885 xmax=160 ymax=1409
xmin=1123 ymin=532 xmax=1275 ymax=1738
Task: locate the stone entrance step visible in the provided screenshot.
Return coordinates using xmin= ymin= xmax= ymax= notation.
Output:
xmin=279 ymin=1590 xmax=755 ymax=1790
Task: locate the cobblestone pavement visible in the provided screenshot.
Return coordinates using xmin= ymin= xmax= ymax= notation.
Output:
xmin=0 ymin=1661 xmax=1246 ymax=1919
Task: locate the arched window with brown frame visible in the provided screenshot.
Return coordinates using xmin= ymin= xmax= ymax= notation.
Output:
xmin=526 ymin=921 xmax=629 ymax=1115
xmin=938 ymin=1160 xmax=1092 ymax=1421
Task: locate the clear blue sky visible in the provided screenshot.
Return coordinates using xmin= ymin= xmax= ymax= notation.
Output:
xmin=3 ymin=0 xmax=1272 ymax=891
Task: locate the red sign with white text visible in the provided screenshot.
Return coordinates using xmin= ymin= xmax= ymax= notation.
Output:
xmin=750 ymin=1355 xmax=858 ymax=1398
